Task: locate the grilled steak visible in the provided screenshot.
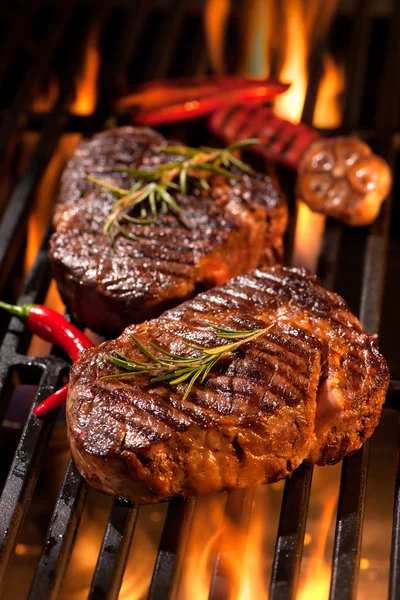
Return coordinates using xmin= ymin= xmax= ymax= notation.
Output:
xmin=67 ymin=266 xmax=389 ymax=504
xmin=49 ymin=127 xmax=287 ymax=336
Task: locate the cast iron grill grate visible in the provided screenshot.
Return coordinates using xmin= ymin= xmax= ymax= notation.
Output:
xmin=0 ymin=1 xmax=399 ymax=599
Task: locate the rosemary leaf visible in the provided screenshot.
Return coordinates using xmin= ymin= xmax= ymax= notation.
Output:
xmin=229 ymin=154 xmax=255 ymax=176
xmin=147 ymin=342 xmax=201 ymax=361
xmin=130 ymin=334 xmax=161 ymax=362
xmin=115 ymin=167 xmax=162 ymax=179
xmin=180 ymin=166 xmax=188 ymax=195
xmin=155 ymin=185 xmax=182 ymax=213
xmin=159 ymin=145 xmax=199 ymax=157
xmin=149 ymin=189 xmax=157 ymax=216
xmin=199 ymin=177 xmax=210 ymax=190
xmin=200 ymin=356 xmax=220 ymax=383
xmin=87 ymin=176 xmax=127 ymax=196
xmin=227 ymin=138 xmax=260 ymax=151
xmin=182 ymin=368 xmax=204 ymax=400
xmin=104 ymin=322 xmax=272 ymax=400
xmin=199 ymin=163 xmax=241 ymax=179
xmin=89 ymin=139 xmax=259 ymax=244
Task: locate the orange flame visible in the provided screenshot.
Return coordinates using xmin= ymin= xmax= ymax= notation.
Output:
xmin=292 ymin=202 xmax=326 ymax=272
xmin=274 ymin=0 xmax=308 ymax=123
xmin=204 ymin=0 xmax=231 ymax=74
xmin=298 ymin=464 xmax=341 ymax=600
xmin=313 ymin=54 xmax=345 ymax=129
xmin=30 ymin=76 xmax=59 ymax=112
xmin=70 ymin=26 xmax=100 ymax=115
xmin=177 ymin=495 xmax=226 ymax=600
xmin=239 ymin=0 xmax=272 ymax=77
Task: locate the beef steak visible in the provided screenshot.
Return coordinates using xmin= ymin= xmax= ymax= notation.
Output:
xmin=50 ymin=127 xmax=287 ymax=336
xmin=67 ymin=266 xmax=389 ymax=504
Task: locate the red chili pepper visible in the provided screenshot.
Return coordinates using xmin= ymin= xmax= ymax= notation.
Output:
xmin=0 ymin=301 xmax=94 ymax=415
xmin=116 ymin=76 xmax=290 ymax=126
xmin=0 ymin=302 xmax=93 ymax=361
xmin=34 ymin=383 xmax=69 ymax=416
xmin=208 ymin=104 xmax=321 ymax=170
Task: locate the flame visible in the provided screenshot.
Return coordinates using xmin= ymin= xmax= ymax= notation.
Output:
xmin=70 ymin=26 xmax=100 ymax=115
xmin=274 ymin=0 xmax=342 ymax=125
xmin=31 ymin=76 xmax=59 ymax=112
xmin=204 ymin=0 xmax=231 ymax=74
xmin=204 ymin=0 xmax=342 ymax=129
xmin=274 ymin=0 xmax=308 ymax=123
xmin=291 ymin=202 xmax=326 ymax=272
xmin=119 ymin=505 xmax=168 ymax=600
xmin=239 ymin=0 xmax=272 ymax=77
xmin=298 ymin=497 xmax=337 ymax=600
xmin=298 ymin=464 xmax=341 ymax=600
xmin=237 ymin=482 xmax=285 ymax=599
xmin=176 ymin=482 xmax=285 ymax=600
xmin=24 ymin=134 xmax=81 ymax=276
xmin=313 ymin=54 xmax=345 ymax=129
xmin=177 ymin=495 xmax=226 ymax=600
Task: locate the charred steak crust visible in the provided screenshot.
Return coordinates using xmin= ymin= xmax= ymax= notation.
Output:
xmin=50 ymin=127 xmax=287 ymax=336
xmin=67 ymin=266 xmax=389 ymax=504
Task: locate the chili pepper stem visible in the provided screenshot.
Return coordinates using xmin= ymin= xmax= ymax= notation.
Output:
xmin=0 ymin=301 xmax=33 ymax=320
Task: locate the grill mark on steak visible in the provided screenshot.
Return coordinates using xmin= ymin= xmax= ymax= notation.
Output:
xmin=50 ymin=126 xmax=287 ymax=336
xmin=67 ymin=266 xmax=389 ymax=504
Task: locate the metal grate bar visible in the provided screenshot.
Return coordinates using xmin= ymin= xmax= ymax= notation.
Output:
xmin=386 ymin=3 xmax=400 ymax=591
xmin=86 ymin=2 xmax=149 ymax=131
xmin=358 ymin=189 xmax=392 ymax=336
xmin=330 ymin=444 xmax=370 ymax=600
xmin=0 ymin=365 xmax=64 ymax=591
xmin=0 ymin=227 xmax=53 ymax=358
xmin=28 ymin=459 xmax=88 ymax=600
xmin=385 ymin=6 xmax=400 ymax=588
xmin=108 ymin=0 xmax=151 ymax=87
xmin=342 ymin=0 xmax=373 ymax=131
xmin=0 ymin=9 xmax=94 ymax=293
xmin=390 ymin=424 xmax=400 ymax=600
xmin=0 ymin=2 xmax=38 ymax=88
xmin=0 ymin=2 xmax=75 ymax=169
xmin=329 ymin=3 xmax=396 ymax=592
xmin=145 ymin=4 xmax=187 ymax=80
xmin=328 ymin=128 xmax=393 ymax=600
xmin=317 ymin=222 xmax=342 ymax=291
xmin=148 ymin=498 xmax=196 ymax=600
xmin=88 ymin=498 xmax=139 ymax=600
xmin=269 ymin=464 xmax=313 ymax=600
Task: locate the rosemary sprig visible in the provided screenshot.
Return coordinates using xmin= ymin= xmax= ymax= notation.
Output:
xmin=103 ymin=322 xmax=273 ymax=400
xmin=87 ymin=138 xmax=259 ymax=244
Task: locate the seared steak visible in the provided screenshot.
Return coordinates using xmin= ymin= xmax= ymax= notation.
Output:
xmin=50 ymin=127 xmax=287 ymax=336
xmin=67 ymin=266 xmax=389 ymax=504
